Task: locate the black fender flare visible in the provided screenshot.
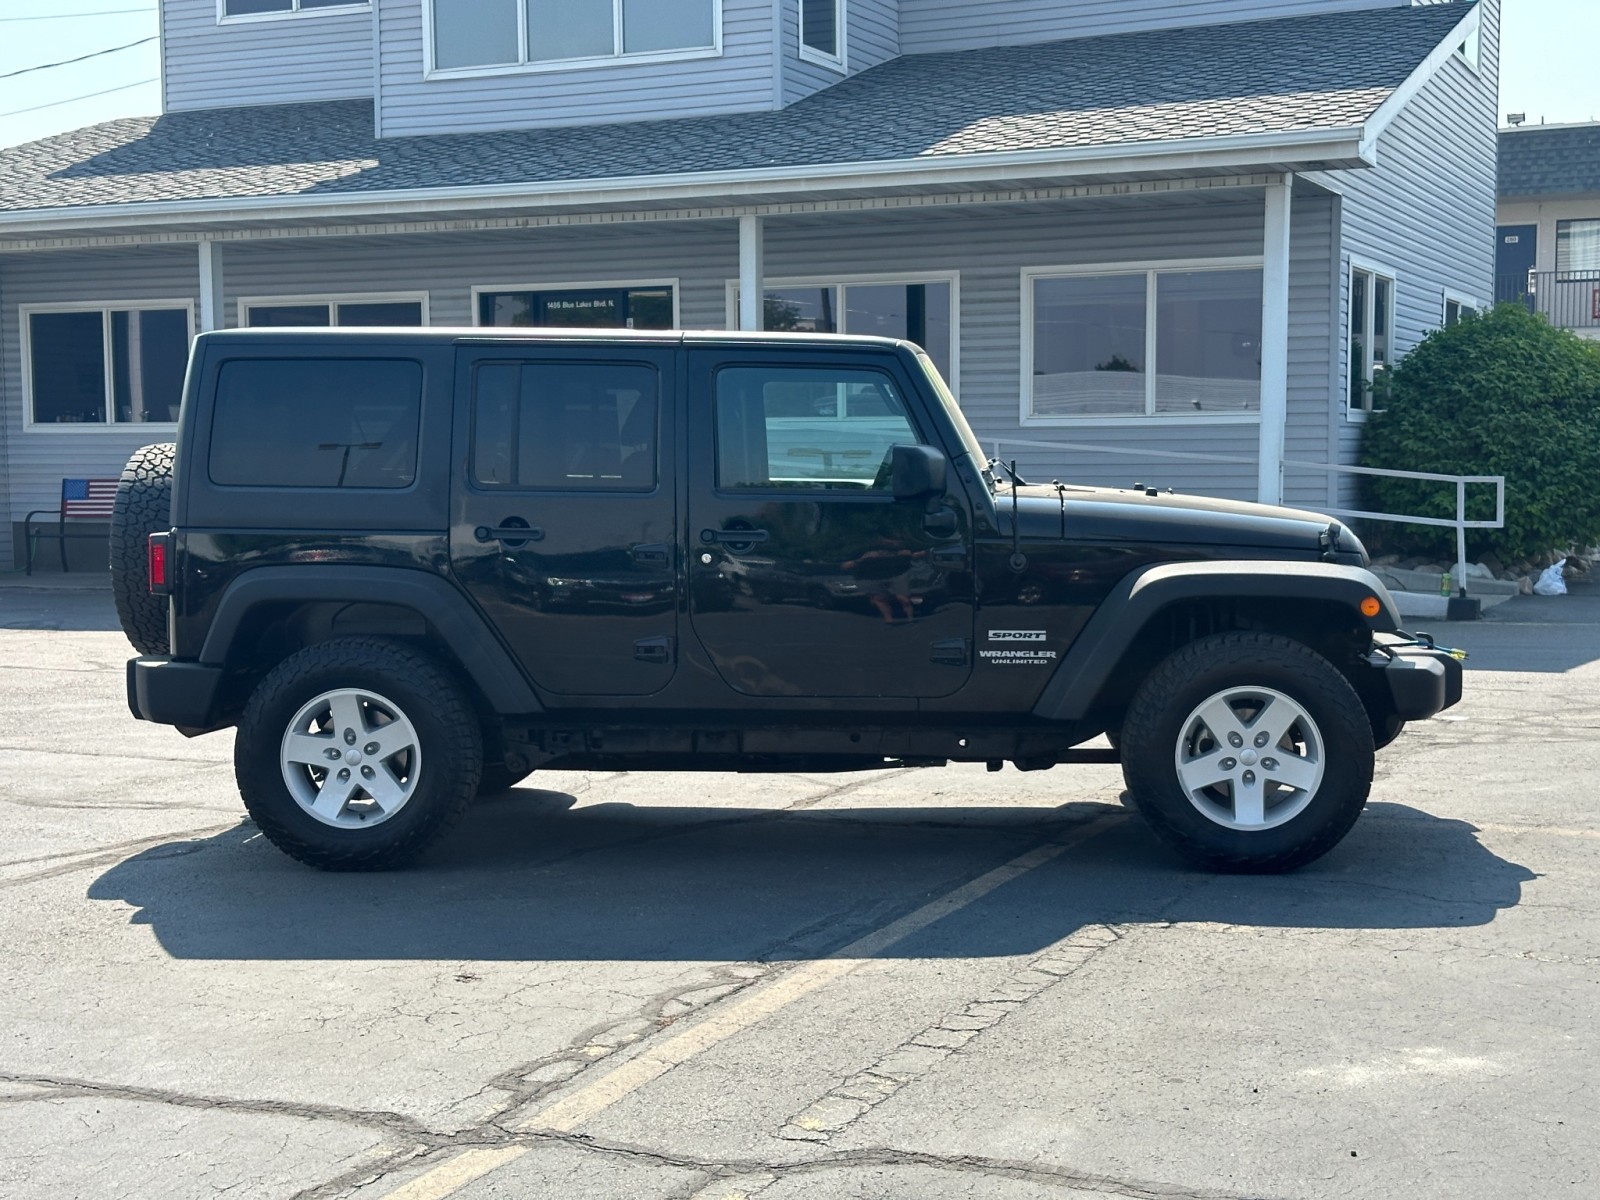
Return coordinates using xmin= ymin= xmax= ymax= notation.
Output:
xmin=1033 ymin=561 xmax=1400 ymax=722
xmin=198 ymin=565 xmax=542 ymax=714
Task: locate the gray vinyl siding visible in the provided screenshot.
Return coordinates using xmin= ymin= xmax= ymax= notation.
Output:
xmin=782 ymin=0 xmax=844 ymax=105
xmin=1283 ymin=191 xmax=1340 ymax=509
xmin=3 ymin=191 xmax=1345 ymax=531
xmin=0 ymin=247 xmax=200 ymax=559
xmin=378 ymin=0 xmax=775 ymax=137
xmin=1315 ymin=0 xmax=1499 ymax=504
xmin=162 ymin=0 xmax=374 ymax=113
xmin=897 ymin=0 xmax=1404 ymax=54
xmin=783 ymin=0 xmax=897 ymax=106
xmin=760 ymin=197 xmax=1275 ymax=501
xmin=850 ymin=0 xmax=901 ymax=71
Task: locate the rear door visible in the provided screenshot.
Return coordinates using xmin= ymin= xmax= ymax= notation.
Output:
xmin=685 ymin=348 xmax=975 ymax=699
xmin=450 ymin=343 xmax=679 ymax=698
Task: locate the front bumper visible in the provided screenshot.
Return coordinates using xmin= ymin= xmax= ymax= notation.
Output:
xmin=1371 ymin=634 xmax=1465 ymax=722
xmin=127 ymin=657 xmax=227 ymax=731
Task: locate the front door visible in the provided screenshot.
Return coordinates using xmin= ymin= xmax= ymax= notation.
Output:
xmin=686 ymin=349 xmax=975 ymax=699
xmin=450 ymin=345 xmax=678 ymax=698
xmin=1496 ymin=225 xmax=1538 ymax=301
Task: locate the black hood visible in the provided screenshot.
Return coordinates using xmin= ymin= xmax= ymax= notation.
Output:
xmin=1001 ymin=484 xmax=1345 ymax=556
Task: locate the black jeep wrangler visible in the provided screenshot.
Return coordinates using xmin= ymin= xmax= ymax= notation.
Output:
xmin=114 ymin=329 xmax=1461 ymax=873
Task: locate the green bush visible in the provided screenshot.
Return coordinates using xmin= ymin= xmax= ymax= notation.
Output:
xmin=1359 ymin=304 xmax=1600 ymax=562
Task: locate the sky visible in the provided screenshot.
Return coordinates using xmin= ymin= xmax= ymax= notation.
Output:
xmin=0 ymin=0 xmax=1597 ymax=150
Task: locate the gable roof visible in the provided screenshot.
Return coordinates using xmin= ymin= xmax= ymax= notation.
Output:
xmin=0 ymin=3 xmax=1474 ymax=228
xmin=1499 ymin=123 xmax=1600 ymax=199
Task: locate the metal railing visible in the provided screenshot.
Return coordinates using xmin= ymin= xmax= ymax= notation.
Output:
xmin=990 ymin=436 xmax=1506 ymax=600
xmin=1497 ymin=270 xmax=1600 ymax=331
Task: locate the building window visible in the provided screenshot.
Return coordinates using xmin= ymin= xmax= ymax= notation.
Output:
xmin=1024 ymin=265 xmax=1263 ymax=421
xmin=1455 ymin=24 xmax=1481 ymax=73
xmin=24 ymin=303 xmax=193 ymax=427
xmin=800 ymin=0 xmax=844 ymax=66
xmin=731 ymin=277 xmax=955 ymax=387
xmin=715 ymin=365 xmax=919 ymax=491
xmin=1556 ymin=220 xmax=1600 ymax=274
xmin=242 ymin=294 xmax=428 ymax=328
xmin=1443 ymin=294 xmax=1478 ymax=327
xmin=431 ymin=0 xmax=718 ymax=72
xmin=222 ymin=0 xmax=368 ymax=17
xmin=471 ymin=361 xmax=659 ymax=491
xmin=476 ymin=284 xmax=676 ymax=329
xmin=1349 ymin=264 xmax=1396 ymax=416
xmin=209 ymin=359 xmax=423 ymax=489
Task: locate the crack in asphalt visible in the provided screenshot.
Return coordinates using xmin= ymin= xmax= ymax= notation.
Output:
xmin=0 ymin=1073 xmax=436 ymax=1138
xmin=320 ymin=1126 xmax=1272 ymax=1200
xmin=776 ymin=924 xmax=1124 ymax=1145
xmin=0 ymin=822 xmax=243 ymax=888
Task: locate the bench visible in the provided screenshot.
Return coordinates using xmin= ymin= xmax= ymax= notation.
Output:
xmin=24 ymin=478 xmax=118 ymax=575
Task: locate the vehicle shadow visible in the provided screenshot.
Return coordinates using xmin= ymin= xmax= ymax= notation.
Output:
xmin=88 ymin=791 xmax=1535 ymax=963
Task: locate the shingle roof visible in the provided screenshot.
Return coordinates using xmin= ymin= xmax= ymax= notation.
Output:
xmin=1498 ymin=124 xmax=1600 ymax=198
xmin=0 ymin=3 xmax=1470 ymax=216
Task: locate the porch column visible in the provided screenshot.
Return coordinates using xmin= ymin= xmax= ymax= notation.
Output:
xmin=197 ymin=239 xmax=225 ymax=332
xmin=1257 ymin=174 xmax=1293 ymax=506
xmin=737 ymin=214 xmax=764 ymax=331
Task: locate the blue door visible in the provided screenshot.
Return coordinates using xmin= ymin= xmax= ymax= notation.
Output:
xmin=1496 ymin=225 xmax=1537 ymax=302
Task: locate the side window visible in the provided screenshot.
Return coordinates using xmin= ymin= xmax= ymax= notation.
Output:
xmin=715 ymin=365 xmax=920 ymax=491
xmin=209 ymin=358 xmax=422 ymax=488
xmin=471 ymin=361 xmax=658 ymax=491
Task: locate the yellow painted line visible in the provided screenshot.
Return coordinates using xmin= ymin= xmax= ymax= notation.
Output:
xmin=378 ymin=1146 xmax=526 ymax=1200
xmin=376 ymin=811 xmax=1123 ymax=1200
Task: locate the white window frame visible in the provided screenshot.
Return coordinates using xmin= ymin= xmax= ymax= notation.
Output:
xmin=1443 ymin=291 xmax=1478 ymax=328
xmin=217 ymin=0 xmax=370 ymax=26
xmin=237 ymin=291 xmax=431 ymax=328
xmin=471 ymin=278 xmax=682 ymax=329
xmin=21 ymin=300 xmax=196 ymax=433
xmin=424 ymin=0 xmax=723 ymax=80
xmin=724 ymin=270 xmax=960 ymax=397
xmin=1347 ymin=259 xmax=1398 ymax=424
xmin=1455 ymin=24 xmax=1482 ymax=76
xmin=798 ymin=0 xmax=847 ymax=71
xmin=1021 ymin=257 xmax=1266 ymax=428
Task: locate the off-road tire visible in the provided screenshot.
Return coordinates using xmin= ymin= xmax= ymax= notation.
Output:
xmin=1121 ymin=632 xmax=1375 ymax=873
xmin=110 ymin=443 xmax=175 ymax=655
xmin=235 ymin=638 xmax=482 ymax=870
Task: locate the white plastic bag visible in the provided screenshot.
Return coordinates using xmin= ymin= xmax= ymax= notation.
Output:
xmin=1534 ymin=559 xmax=1568 ymax=597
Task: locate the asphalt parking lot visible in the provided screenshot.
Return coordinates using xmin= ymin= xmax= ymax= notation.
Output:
xmin=0 ymin=578 xmax=1596 ymax=1200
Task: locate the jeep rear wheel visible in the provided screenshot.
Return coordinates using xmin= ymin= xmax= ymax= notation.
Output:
xmin=1120 ymin=632 xmax=1374 ymax=873
xmin=110 ymin=442 xmax=175 ymax=656
xmin=235 ymin=638 xmax=482 ymax=870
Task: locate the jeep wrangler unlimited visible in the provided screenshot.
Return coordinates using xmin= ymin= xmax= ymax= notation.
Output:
xmin=115 ymin=328 xmax=1461 ymax=873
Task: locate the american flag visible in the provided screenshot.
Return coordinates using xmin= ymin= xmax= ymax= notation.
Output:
xmin=61 ymin=478 xmax=119 ymax=520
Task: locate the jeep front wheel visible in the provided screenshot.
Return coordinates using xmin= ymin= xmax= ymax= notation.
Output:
xmin=235 ymin=638 xmax=482 ymax=870
xmin=1120 ymin=633 xmax=1374 ymax=873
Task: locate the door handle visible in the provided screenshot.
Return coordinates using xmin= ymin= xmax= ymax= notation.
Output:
xmin=634 ymin=636 xmax=674 ymax=665
xmin=475 ymin=522 xmax=545 ymax=545
xmin=631 ymin=543 xmax=671 ymax=566
xmin=700 ymin=528 xmax=769 ymax=545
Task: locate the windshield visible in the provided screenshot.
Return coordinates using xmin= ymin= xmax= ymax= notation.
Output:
xmin=912 ymin=348 xmax=993 ymax=489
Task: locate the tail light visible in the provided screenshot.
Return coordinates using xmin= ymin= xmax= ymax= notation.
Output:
xmin=147 ymin=532 xmax=171 ymax=595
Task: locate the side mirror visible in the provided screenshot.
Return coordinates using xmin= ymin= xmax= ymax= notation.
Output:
xmin=889 ymin=444 xmax=948 ymax=500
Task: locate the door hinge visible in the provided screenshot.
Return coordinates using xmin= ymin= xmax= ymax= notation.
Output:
xmin=634 ymin=636 xmax=675 ymax=665
xmin=930 ymin=545 xmax=969 ymax=569
xmin=930 ymin=639 xmax=970 ymax=667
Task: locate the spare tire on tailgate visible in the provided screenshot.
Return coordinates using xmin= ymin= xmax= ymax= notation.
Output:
xmin=111 ymin=443 xmax=175 ymax=656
